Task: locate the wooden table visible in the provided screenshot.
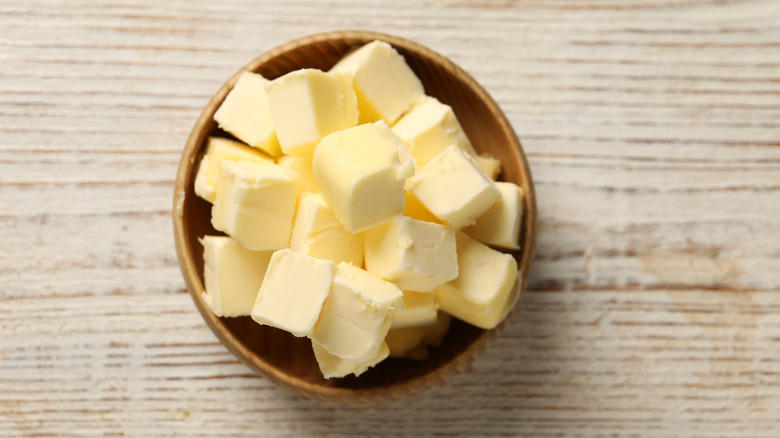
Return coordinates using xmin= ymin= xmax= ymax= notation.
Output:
xmin=3 ymin=1 xmax=779 ymax=436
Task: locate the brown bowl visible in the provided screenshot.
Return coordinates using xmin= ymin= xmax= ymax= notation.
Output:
xmin=173 ymin=30 xmax=536 ymax=404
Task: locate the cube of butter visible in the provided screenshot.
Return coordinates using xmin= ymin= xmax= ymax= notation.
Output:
xmin=312 ymin=120 xmax=415 ymax=233
xmin=251 ymin=249 xmax=335 ymax=337
xmin=433 ymin=232 xmax=520 ymax=330
xmin=364 ymin=216 xmax=458 ymax=292
xmin=265 ymin=69 xmax=358 ymax=156
xmin=391 ymin=96 xmax=477 ymax=166
xmin=476 ymin=154 xmax=502 ymax=180
xmin=406 ymin=145 xmax=501 ymax=229
xmin=464 ymin=181 xmax=524 ymax=250
xmin=213 ymin=72 xmax=282 ymax=157
xmin=386 ymin=311 xmax=452 ymax=360
xmin=312 ymin=340 xmax=389 ymax=379
xmin=211 ymin=161 xmax=298 ymax=251
xmin=194 ymin=136 xmax=274 ymax=203
xmin=330 ymin=40 xmax=424 ymax=125
xmin=391 ymin=290 xmax=439 ymax=329
xmin=312 ymin=262 xmax=403 ymax=362
xmin=201 ymin=235 xmax=273 ymax=317
xmin=277 ymin=155 xmax=319 ymax=195
xmin=289 ymin=193 xmax=363 ymax=266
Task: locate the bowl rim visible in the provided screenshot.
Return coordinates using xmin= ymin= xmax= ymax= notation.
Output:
xmin=173 ymin=29 xmax=537 ymax=403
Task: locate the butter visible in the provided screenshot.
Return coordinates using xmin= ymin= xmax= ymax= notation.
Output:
xmin=386 ymin=311 xmax=452 ymax=360
xmin=277 ymin=155 xmax=319 ymax=195
xmin=391 ymin=290 xmax=439 ymax=329
xmin=312 ymin=340 xmax=389 ymax=379
xmin=330 ymin=40 xmax=424 ymax=125
xmin=265 ymin=69 xmax=358 ymax=156
xmin=197 ymin=44 xmax=529 ymax=376
xmin=313 ymin=120 xmax=415 ymax=233
xmin=211 ymin=161 xmax=298 ymax=251
xmin=194 ymin=136 xmax=274 ymax=203
xmin=464 ymin=181 xmax=524 ymax=250
xmin=364 ymin=216 xmax=458 ymax=292
xmin=406 ymin=145 xmax=501 ymax=229
xmin=312 ymin=262 xmax=403 ymax=362
xmin=201 ymin=235 xmax=273 ymax=317
xmin=391 ymin=96 xmax=477 ymax=166
xmin=433 ymin=232 xmax=519 ymax=329
xmin=289 ymin=193 xmax=363 ymax=266
xmin=476 ymin=154 xmax=502 ymax=180
xmin=251 ymin=249 xmax=334 ymax=337
xmin=403 ymin=191 xmax=441 ymax=223
xmin=213 ymin=72 xmax=282 ymax=157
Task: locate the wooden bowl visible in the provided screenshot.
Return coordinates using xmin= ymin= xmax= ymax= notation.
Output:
xmin=173 ymin=30 xmax=537 ymax=404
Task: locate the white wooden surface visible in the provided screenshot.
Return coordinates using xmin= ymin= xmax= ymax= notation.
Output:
xmin=3 ymin=0 xmax=780 ymax=436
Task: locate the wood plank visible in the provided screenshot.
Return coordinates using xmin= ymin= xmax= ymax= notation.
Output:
xmin=2 ymin=0 xmax=779 ymax=435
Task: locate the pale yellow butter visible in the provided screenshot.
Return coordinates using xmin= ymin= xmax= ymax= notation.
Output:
xmin=403 ymin=191 xmax=441 ymax=223
xmin=476 ymin=154 xmax=502 ymax=180
xmin=433 ymin=232 xmax=519 ymax=330
xmin=289 ymin=193 xmax=363 ymax=266
xmin=265 ymin=69 xmax=358 ymax=156
xmin=312 ymin=340 xmax=389 ymax=379
xmin=251 ymin=249 xmax=335 ymax=337
xmin=386 ymin=311 xmax=452 ymax=360
xmin=364 ymin=216 xmax=458 ymax=292
xmin=277 ymin=155 xmax=319 ymax=195
xmin=330 ymin=40 xmax=424 ymax=125
xmin=391 ymin=96 xmax=477 ymax=166
xmin=391 ymin=290 xmax=439 ymax=329
xmin=201 ymin=235 xmax=273 ymax=317
xmin=211 ymin=161 xmax=298 ymax=251
xmin=406 ymin=145 xmax=501 ymax=229
xmin=194 ymin=136 xmax=274 ymax=203
xmin=213 ymin=72 xmax=282 ymax=157
xmin=312 ymin=262 xmax=403 ymax=362
xmin=464 ymin=181 xmax=524 ymax=250
xmin=312 ymin=120 xmax=415 ymax=233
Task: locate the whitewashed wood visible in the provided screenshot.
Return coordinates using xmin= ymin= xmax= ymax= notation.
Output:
xmin=2 ymin=0 xmax=780 ymax=436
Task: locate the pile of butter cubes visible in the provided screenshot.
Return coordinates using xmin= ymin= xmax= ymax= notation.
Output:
xmin=194 ymin=41 xmax=524 ymax=379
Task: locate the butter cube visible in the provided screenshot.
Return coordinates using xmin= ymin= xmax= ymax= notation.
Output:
xmin=434 ymin=232 xmax=520 ymax=329
xmin=289 ymin=193 xmax=363 ymax=266
xmin=476 ymin=154 xmax=502 ymax=180
xmin=391 ymin=96 xmax=477 ymax=166
xmin=407 ymin=145 xmax=501 ymax=229
xmin=194 ymin=136 xmax=274 ymax=203
xmin=313 ymin=121 xmax=415 ymax=233
xmin=201 ymin=235 xmax=273 ymax=317
xmin=391 ymin=290 xmax=439 ymax=329
xmin=312 ymin=262 xmax=403 ymax=362
xmin=213 ymin=72 xmax=282 ymax=157
xmin=312 ymin=340 xmax=389 ymax=379
xmin=211 ymin=161 xmax=298 ymax=251
xmin=265 ymin=69 xmax=358 ymax=156
xmin=464 ymin=182 xmax=524 ymax=250
xmin=364 ymin=216 xmax=457 ymax=292
xmin=251 ymin=249 xmax=334 ymax=337
xmin=386 ymin=311 xmax=452 ymax=360
xmin=331 ymin=40 xmax=424 ymax=125
xmin=277 ymin=155 xmax=319 ymax=195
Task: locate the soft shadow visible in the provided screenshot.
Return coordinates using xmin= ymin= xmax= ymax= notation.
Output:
xmin=270 ymin=282 xmax=572 ymax=436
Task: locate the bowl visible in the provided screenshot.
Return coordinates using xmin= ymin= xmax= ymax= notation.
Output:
xmin=173 ymin=30 xmax=537 ymax=404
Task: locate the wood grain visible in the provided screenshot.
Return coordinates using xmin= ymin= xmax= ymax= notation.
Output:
xmin=2 ymin=0 xmax=779 ymax=435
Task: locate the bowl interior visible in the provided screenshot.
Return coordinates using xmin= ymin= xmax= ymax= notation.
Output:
xmin=173 ymin=30 xmax=536 ymax=403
